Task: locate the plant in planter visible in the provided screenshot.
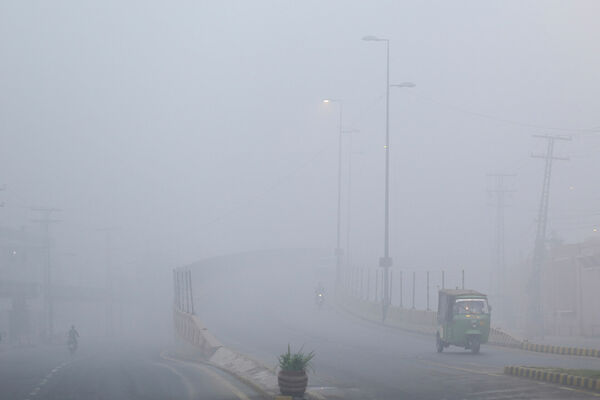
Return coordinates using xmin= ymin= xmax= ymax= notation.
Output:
xmin=277 ymin=344 xmax=315 ymax=397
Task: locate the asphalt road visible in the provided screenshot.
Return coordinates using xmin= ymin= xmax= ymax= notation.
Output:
xmin=195 ymin=262 xmax=600 ymax=400
xmin=0 ymin=342 xmax=262 ymax=400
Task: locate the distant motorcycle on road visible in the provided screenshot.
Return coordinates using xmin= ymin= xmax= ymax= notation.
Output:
xmin=67 ymin=325 xmax=79 ymax=355
xmin=315 ymin=291 xmax=325 ymax=308
xmin=67 ymin=337 xmax=78 ymax=355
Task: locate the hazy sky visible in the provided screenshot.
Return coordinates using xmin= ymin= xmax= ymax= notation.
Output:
xmin=1 ymin=1 xmax=599 ymax=285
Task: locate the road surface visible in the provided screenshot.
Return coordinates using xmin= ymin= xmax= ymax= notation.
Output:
xmin=0 ymin=341 xmax=262 ymax=400
xmin=194 ymin=261 xmax=600 ymax=400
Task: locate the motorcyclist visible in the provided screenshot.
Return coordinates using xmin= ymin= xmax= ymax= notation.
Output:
xmin=314 ymin=282 xmax=325 ymax=296
xmin=314 ymin=283 xmax=325 ymax=306
xmin=68 ymin=325 xmax=79 ymax=345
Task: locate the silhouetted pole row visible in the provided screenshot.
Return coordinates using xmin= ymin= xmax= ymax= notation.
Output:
xmin=341 ymin=267 xmax=466 ymax=311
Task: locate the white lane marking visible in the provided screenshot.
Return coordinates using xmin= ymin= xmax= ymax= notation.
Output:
xmin=159 ymin=352 xmax=251 ymax=400
xmin=558 ymin=385 xmax=600 ymax=397
xmin=25 ymin=361 xmax=72 ymax=399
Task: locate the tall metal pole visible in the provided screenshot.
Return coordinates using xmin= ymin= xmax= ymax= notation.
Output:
xmin=399 ymin=270 xmax=403 ymax=308
xmin=427 ymin=271 xmax=430 ymax=311
xmin=336 ymin=101 xmax=344 ymax=286
xmin=344 ymin=130 xmax=358 ymax=269
xmin=412 ymin=271 xmax=416 ymax=309
xmin=31 ymin=208 xmax=60 ymax=341
xmin=363 ymin=35 xmax=414 ymax=320
xmin=487 ymin=173 xmax=516 ymax=320
xmin=379 ymin=39 xmax=392 ymax=321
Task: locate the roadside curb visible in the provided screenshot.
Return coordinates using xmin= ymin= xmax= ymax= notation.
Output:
xmin=335 ymin=293 xmax=521 ymax=348
xmin=337 ymin=290 xmax=600 ymax=358
xmin=504 ymin=366 xmax=600 ymax=392
xmin=173 ymin=307 xmax=325 ymax=400
xmin=521 ymin=342 xmax=600 ymax=358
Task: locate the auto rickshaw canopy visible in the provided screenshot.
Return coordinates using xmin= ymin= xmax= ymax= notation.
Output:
xmin=437 ymin=289 xmax=487 ymax=324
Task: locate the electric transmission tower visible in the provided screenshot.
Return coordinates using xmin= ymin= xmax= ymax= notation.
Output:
xmin=529 ymin=134 xmax=570 ymax=337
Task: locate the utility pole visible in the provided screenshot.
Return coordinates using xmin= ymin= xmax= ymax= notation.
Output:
xmin=322 ymin=99 xmax=344 ymax=287
xmin=31 ymin=208 xmax=61 ymax=341
xmin=487 ymin=173 xmax=516 ymax=320
xmin=344 ymin=129 xmax=360 ymax=270
xmin=98 ymin=227 xmax=117 ymax=337
xmin=529 ymin=134 xmax=570 ymax=337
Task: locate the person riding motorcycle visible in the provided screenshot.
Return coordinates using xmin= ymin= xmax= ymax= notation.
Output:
xmin=314 ymin=283 xmax=325 ymax=306
xmin=67 ymin=325 xmax=79 ymax=353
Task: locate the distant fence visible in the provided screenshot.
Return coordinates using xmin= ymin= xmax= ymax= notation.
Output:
xmin=341 ymin=267 xmax=469 ymax=311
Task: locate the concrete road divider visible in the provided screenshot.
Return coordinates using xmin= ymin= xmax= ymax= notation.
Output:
xmin=504 ymin=366 xmax=600 ymax=392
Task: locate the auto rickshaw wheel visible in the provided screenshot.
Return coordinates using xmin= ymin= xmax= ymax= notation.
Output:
xmin=436 ymin=332 xmax=444 ymax=353
xmin=469 ymin=336 xmax=480 ymax=354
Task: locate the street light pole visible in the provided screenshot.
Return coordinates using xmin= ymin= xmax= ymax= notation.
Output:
xmin=382 ymin=39 xmax=392 ymax=321
xmin=363 ymin=35 xmax=414 ymax=321
xmin=363 ymin=35 xmax=392 ymax=321
xmin=323 ymin=99 xmax=344 ymax=287
xmin=343 ymin=129 xmax=360 ymax=270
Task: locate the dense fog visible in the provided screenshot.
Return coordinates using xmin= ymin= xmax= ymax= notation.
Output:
xmin=1 ymin=0 xmax=599 ymax=365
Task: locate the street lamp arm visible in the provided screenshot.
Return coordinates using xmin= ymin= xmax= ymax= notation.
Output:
xmin=362 ymin=35 xmax=388 ymax=42
xmin=391 ymin=82 xmax=416 ymax=88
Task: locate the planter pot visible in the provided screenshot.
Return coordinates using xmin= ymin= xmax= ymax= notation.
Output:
xmin=278 ymin=369 xmax=308 ymax=397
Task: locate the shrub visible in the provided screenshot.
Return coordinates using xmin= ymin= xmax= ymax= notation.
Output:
xmin=278 ymin=344 xmax=315 ymax=372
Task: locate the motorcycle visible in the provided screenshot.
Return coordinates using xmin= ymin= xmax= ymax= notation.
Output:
xmin=67 ymin=337 xmax=78 ymax=355
xmin=315 ymin=291 xmax=324 ymax=308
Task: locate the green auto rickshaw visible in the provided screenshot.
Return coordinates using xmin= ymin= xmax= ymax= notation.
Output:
xmin=436 ymin=289 xmax=491 ymax=354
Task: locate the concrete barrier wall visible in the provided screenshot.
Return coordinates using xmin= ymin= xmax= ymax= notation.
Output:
xmin=173 ymin=306 xmax=279 ymax=397
xmin=336 ymin=289 xmax=437 ymax=335
xmin=173 ymin=308 xmax=223 ymax=358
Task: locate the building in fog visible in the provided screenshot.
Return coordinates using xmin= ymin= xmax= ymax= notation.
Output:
xmin=542 ymin=237 xmax=600 ymax=337
xmin=505 ymin=237 xmax=600 ymax=338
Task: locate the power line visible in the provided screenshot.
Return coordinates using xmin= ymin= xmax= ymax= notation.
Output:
xmin=409 ymin=91 xmax=600 ymax=135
